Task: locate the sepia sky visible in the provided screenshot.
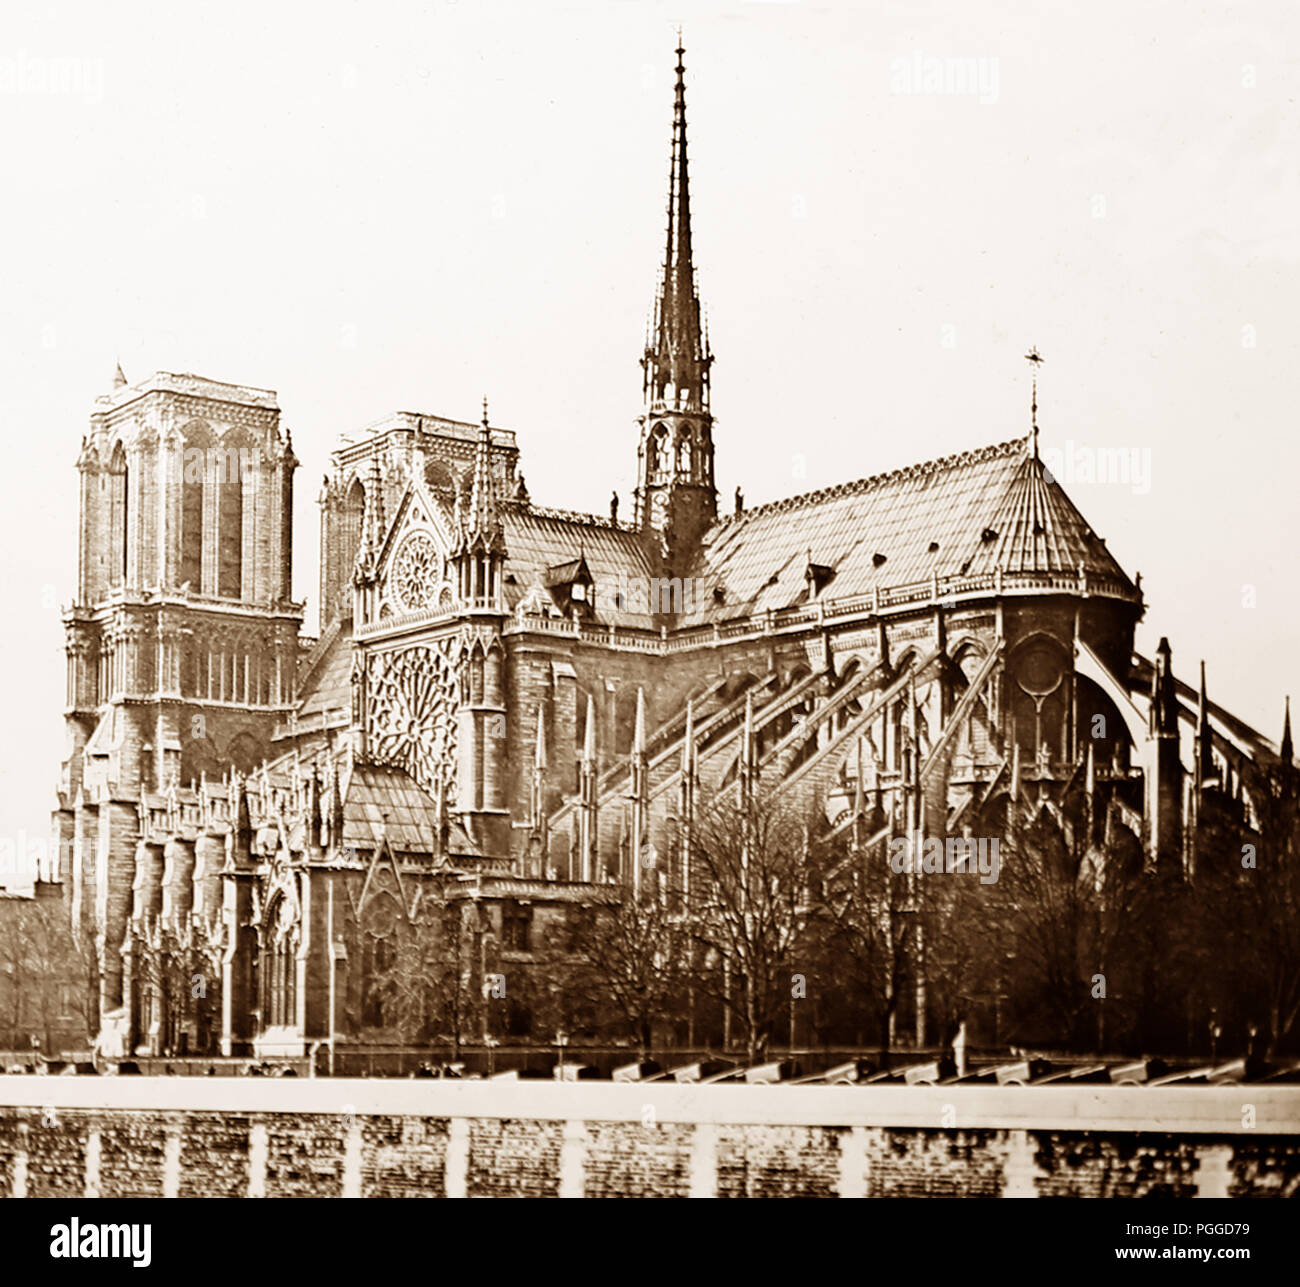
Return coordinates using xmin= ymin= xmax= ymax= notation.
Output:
xmin=1 ymin=0 xmax=1297 ymax=878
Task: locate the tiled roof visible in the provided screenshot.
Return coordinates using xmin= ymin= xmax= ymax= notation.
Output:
xmin=502 ymin=507 xmax=659 ymax=629
xmin=679 ymin=437 xmax=1133 ymax=625
xmin=341 ymin=762 xmax=442 ymax=852
xmin=964 ymin=451 xmax=1128 ymax=578
xmin=297 ymin=619 xmax=353 ymax=724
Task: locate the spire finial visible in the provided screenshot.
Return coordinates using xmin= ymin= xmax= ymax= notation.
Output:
xmin=1282 ymin=695 xmax=1293 ymax=765
xmin=112 ymin=358 xmax=127 ymax=389
xmin=1025 ymin=347 xmax=1043 ymax=459
xmin=482 ymin=395 xmax=489 ymax=428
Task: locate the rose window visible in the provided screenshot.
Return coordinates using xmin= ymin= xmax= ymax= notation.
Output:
xmin=367 ymin=643 xmax=459 ymax=799
xmin=392 ymin=532 xmax=439 ymax=612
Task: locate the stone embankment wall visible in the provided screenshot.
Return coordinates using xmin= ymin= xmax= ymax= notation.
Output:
xmin=0 ymin=1077 xmax=1297 ymax=1197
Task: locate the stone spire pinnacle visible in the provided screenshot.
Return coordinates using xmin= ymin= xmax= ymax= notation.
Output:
xmin=113 ymin=359 xmax=127 ymax=389
xmin=1197 ymin=660 xmax=1214 ymax=780
xmin=633 ymin=687 xmax=648 ymax=755
xmin=535 ymin=706 xmax=548 ymax=772
xmin=356 ymin=453 xmax=386 ymax=578
xmin=630 ymin=687 xmax=649 ymax=895
xmin=1282 ymin=695 xmax=1293 ymax=765
xmin=578 ymin=695 xmax=599 ymax=882
xmin=740 ymin=689 xmax=756 ymax=794
xmin=466 ymin=397 xmax=501 ymax=542
xmin=583 ymin=695 xmax=597 ymax=764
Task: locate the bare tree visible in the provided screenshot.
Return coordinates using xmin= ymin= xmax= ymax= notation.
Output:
xmin=371 ymin=881 xmax=472 ymax=1049
xmin=1195 ymin=761 xmax=1300 ymax=1055
xmin=0 ymin=894 xmax=93 ymax=1055
xmin=570 ymin=887 xmax=692 ymax=1057
xmin=965 ymin=801 xmax=1153 ymax=1051
xmin=687 ymin=789 xmax=827 ymax=1064
xmin=820 ymin=830 xmax=916 ymax=1062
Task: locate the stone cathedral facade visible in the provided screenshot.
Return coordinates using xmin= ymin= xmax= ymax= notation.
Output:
xmin=51 ymin=46 xmax=1288 ymax=1061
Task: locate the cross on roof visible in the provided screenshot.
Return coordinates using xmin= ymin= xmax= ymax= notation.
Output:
xmin=1024 ymin=347 xmax=1043 ymax=457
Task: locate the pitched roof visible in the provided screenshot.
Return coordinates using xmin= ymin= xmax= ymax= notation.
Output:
xmin=502 ymin=506 xmax=659 ymax=629
xmin=296 ymin=618 xmax=353 ymax=725
xmin=341 ymin=762 xmax=465 ymax=853
xmin=679 ymin=437 xmax=1133 ymax=625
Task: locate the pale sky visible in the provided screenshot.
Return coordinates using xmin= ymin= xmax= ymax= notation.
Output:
xmin=2 ymin=0 xmax=1297 ymax=880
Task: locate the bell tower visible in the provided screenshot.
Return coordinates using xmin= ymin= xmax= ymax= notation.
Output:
xmin=61 ymin=368 xmax=301 ymax=803
xmin=634 ymin=39 xmax=716 ymax=572
xmin=56 ymin=367 xmax=301 ymax=1028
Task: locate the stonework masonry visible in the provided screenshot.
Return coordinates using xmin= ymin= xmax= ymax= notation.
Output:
xmin=0 ymin=1079 xmax=1297 ymax=1198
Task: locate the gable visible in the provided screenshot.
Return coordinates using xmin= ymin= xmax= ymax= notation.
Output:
xmin=371 ymin=480 xmax=458 ymax=622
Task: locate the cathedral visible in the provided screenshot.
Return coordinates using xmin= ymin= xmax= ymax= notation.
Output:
xmin=50 ymin=44 xmax=1289 ymax=1061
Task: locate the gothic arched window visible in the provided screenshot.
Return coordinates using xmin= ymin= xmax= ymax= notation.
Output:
xmin=263 ymin=900 xmax=297 ymax=1029
xmin=179 ymin=420 xmax=212 ymax=591
xmin=108 ymin=442 xmax=128 ymax=586
xmin=339 ymin=476 xmax=366 ymax=602
xmin=217 ymin=431 xmax=251 ymax=599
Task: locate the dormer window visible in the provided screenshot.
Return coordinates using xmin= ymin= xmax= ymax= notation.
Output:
xmin=805 ymin=560 xmax=836 ymax=597
xmin=544 ymin=556 xmax=596 ymax=621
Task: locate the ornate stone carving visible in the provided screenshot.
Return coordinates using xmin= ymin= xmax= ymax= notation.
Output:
xmin=391 ymin=531 xmax=439 ymax=612
xmin=366 ymin=642 xmax=460 ymax=798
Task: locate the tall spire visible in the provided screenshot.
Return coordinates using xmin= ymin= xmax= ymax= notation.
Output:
xmin=642 ymin=37 xmax=712 ymax=414
xmin=1282 ymin=696 xmax=1293 ymax=765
